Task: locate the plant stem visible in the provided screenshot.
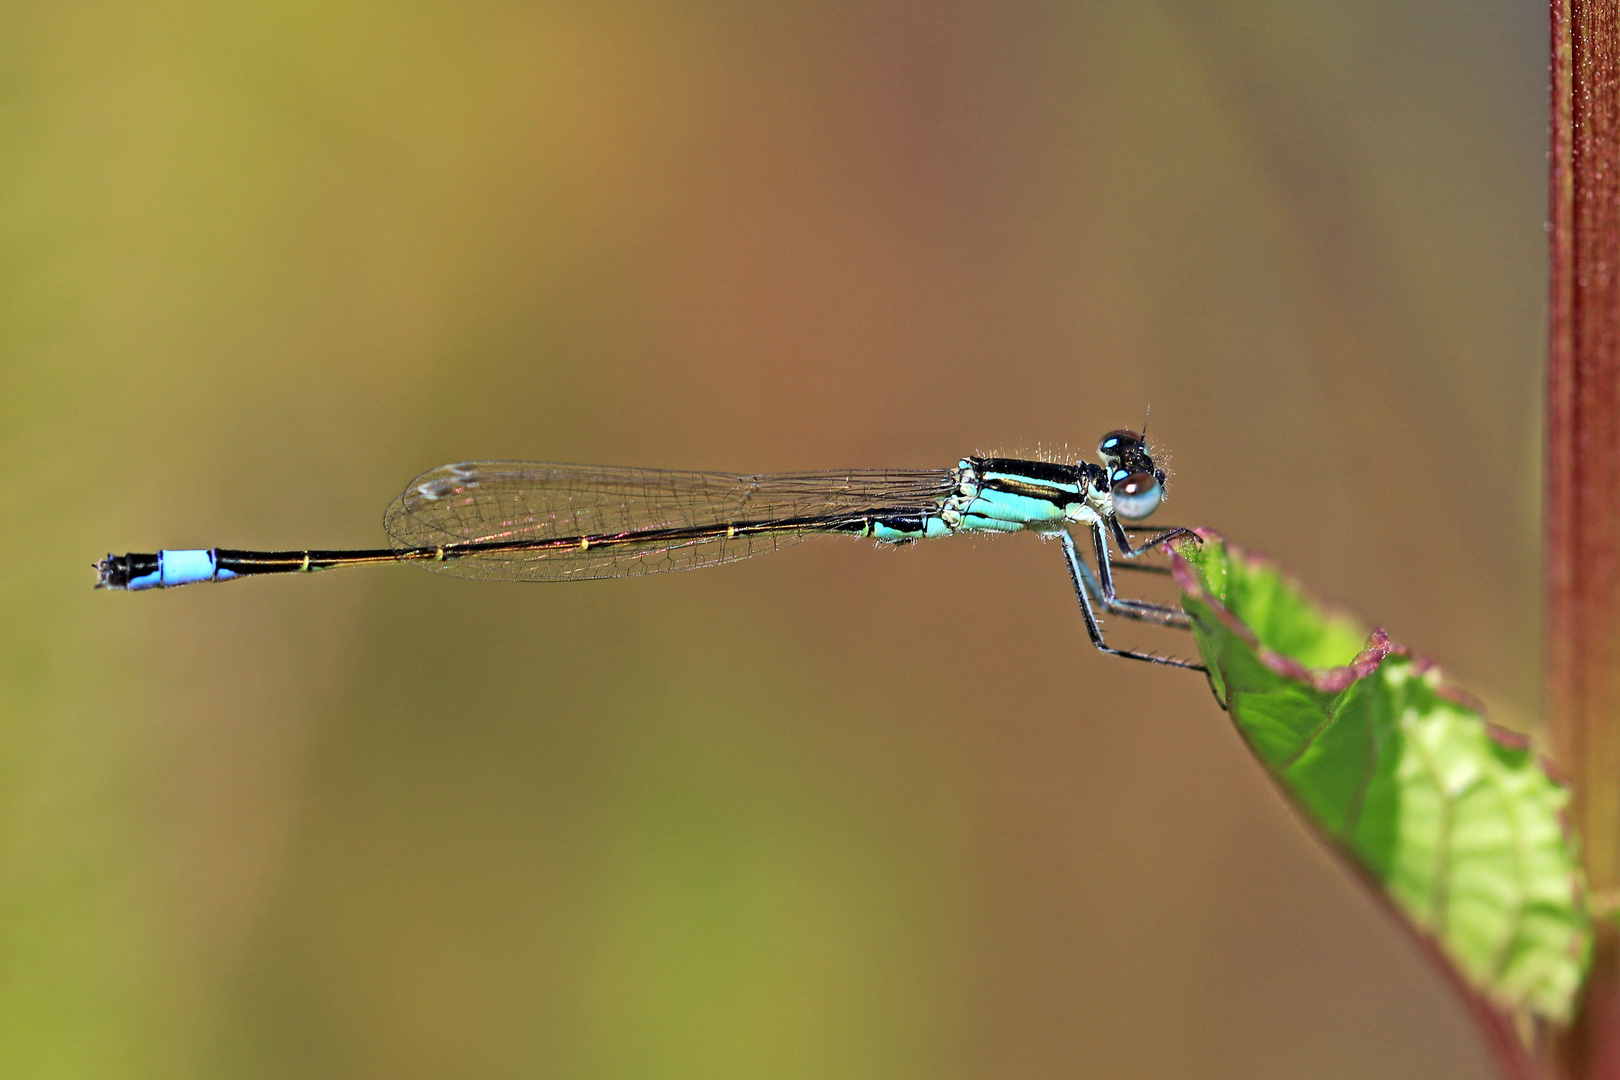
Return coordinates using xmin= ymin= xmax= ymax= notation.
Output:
xmin=1549 ymin=0 xmax=1620 ymax=1076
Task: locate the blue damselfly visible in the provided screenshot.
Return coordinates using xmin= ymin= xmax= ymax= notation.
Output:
xmin=97 ymin=429 xmax=1201 ymax=668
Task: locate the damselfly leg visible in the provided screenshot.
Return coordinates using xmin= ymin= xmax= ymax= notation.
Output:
xmin=1084 ymin=525 xmax=1194 ymax=628
xmin=1112 ymin=519 xmax=1199 ymax=558
xmin=1073 ymin=558 xmax=1190 ymax=629
xmin=1057 ymin=529 xmax=1204 ymax=670
xmin=1094 ymin=526 xmax=1192 ymax=579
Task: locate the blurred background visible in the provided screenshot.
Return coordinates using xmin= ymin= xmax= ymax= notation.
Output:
xmin=1 ymin=2 xmax=1547 ymax=1077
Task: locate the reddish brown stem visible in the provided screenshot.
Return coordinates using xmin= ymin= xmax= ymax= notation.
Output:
xmin=1549 ymin=0 xmax=1620 ymax=1077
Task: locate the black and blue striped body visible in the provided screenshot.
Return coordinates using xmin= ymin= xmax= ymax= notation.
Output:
xmin=96 ymin=455 xmax=1122 ymax=589
xmin=956 ymin=456 xmax=1104 ymax=532
xmin=95 ymin=431 xmax=1203 ymax=671
xmin=851 ymin=457 xmax=1105 ymax=542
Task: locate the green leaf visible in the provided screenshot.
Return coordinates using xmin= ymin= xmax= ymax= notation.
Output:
xmin=1170 ymin=531 xmax=1591 ymax=1026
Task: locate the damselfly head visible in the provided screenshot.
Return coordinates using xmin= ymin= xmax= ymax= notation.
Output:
xmin=1098 ymin=428 xmax=1165 ymax=520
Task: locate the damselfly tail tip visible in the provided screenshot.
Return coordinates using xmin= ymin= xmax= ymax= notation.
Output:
xmin=94 ymin=553 xmax=143 ymax=590
xmin=95 ymin=554 xmax=122 ymax=589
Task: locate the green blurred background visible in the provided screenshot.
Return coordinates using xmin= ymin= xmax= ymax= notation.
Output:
xmin=2 ymin=2 xmax=1546 ymax=1077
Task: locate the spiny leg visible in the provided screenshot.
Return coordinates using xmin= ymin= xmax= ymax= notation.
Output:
xmin=1116 ymin=526 xmax=1195 ymax=567
xmin=1112 ymin=518 xmax=1199 ymax=558
xmin=1070 ymin=547 xmax=1189 ymax=628
xmin=1111 ymin=561 xmax=1172 ymax=577
xmin=1058 ymin=530 xmax=1204 ymax=670
xmin=1089 ymin=522 xmax=1190 ymax=629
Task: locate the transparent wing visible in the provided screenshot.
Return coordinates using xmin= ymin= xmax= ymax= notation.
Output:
xmin=383 ymin=461 xmax=960 ymax=581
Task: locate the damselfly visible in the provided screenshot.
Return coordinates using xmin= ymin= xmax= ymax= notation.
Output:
xmin=96 ymin=429 xmax=1202 ymax=669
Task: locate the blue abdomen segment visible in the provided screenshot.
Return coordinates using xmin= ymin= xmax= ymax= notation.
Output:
xmin=102 ymin=549 xmax=238 ymax=590
xmin=158 ymin=549 xmax=217 ymax=587
xmin=147 ymin=549 xmax=236 ymax=589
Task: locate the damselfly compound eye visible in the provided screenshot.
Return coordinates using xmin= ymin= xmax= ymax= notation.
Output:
xmin=1112 ymin=471 xmax=1162 ymax=520
xmin=1098 ymin=429 xmax=1143 ymax=465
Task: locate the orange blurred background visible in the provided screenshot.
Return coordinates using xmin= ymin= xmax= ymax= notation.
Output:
xmin=3 ymin=3 xmax=1546 ymax=1077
